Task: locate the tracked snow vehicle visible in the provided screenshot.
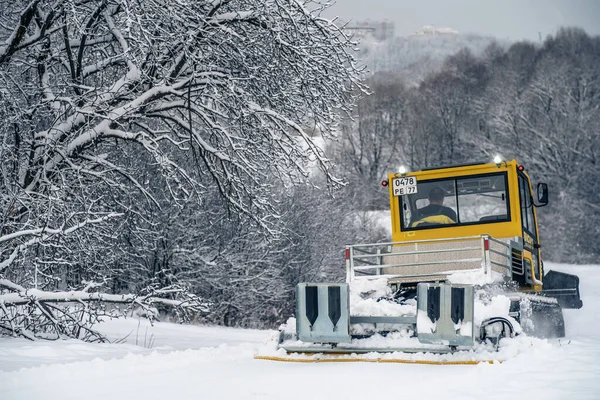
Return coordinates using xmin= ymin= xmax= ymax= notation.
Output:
xmin=275 ymin=159 xmax=582 ymax=358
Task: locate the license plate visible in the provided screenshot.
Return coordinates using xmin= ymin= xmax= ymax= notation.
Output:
xmin=392 ymin=176 xmax=418 ymax=196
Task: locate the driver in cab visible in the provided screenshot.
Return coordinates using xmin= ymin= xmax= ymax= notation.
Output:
xmin=411 ymin=187 xmax=457 ymax=227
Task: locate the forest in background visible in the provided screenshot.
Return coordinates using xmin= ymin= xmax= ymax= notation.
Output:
xmin=0 ymin=0 xmax=597 ymax=339
xmin=336 ymin=26 xmax=599 ymax=265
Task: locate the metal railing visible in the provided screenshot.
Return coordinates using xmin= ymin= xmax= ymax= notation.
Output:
xmin=345 ymin=235 xmax=513 ymax=283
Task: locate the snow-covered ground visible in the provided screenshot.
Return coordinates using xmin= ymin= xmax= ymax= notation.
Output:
xmin=1 ymin=262 xmax=599 ymax=400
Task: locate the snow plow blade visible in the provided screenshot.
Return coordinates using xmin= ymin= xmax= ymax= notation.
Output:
xmin=542 ymin=270 xmax=583 ymax=309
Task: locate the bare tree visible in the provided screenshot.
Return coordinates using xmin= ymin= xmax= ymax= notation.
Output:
xmin=480 ymin=28 xmax=600 ymax=262
xmin=334 ymin=73 xmax=408 ymax=208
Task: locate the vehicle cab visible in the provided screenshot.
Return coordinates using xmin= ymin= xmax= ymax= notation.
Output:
xmin=385 ymin=159 xmax=548 ymax=290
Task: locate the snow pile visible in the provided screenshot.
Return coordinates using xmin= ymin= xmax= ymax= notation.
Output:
xmin=277 ymin=317 xmax=296 ymax=334
xmin=348 ymin=278 xmax=416 ymax=334
xmin=349 ymin=277 xmax=416 ymax=317
xmin=474 ymin=291 xmax=522 ymax=334
xmin=447 ymin=268 xmax=506 ymax=286
xmin=416 ymin=311 xmax=436 ymax=334
xmin=349 ymin=277 xmax=391 ymax=299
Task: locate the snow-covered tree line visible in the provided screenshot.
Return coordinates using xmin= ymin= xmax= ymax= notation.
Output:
xmin=361 ymin=33 xmax=501 ymax=83
xmin=0 ymin=0 xmax=369 ymax=339
xmin=335 ymin=27 xmax=600 ymax=263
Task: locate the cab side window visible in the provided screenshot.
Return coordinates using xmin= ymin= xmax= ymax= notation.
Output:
xmin=518 ymin=174 xmax=536 ymax=236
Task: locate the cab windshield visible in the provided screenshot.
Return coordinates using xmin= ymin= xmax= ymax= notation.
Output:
xmin=400 ymin=172 xmax=510 ymax=230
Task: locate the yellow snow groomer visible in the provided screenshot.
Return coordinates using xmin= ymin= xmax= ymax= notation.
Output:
xmin=274 ymin=159 xmax=582 ymax=358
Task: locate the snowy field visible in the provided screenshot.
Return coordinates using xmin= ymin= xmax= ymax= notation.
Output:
xmin=1 ymin=262 xmax=599 ymax=400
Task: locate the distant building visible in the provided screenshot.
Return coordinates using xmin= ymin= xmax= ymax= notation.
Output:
xmin=340 ymin=20 xmax=395 ymax=42
xmin=411 ymin=25 xmax=459 ymax=36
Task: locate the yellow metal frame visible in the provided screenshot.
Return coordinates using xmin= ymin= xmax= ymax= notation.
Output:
xmin=386 ymin=159 xmax=544 ymax=289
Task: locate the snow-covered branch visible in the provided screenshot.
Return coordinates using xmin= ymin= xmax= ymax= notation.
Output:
xmin=0 ymin=213 xmax=123 ymax=273
xmin=0 ymin=287 xmax=210 ymax=311
xmin=0 ymin=0 xmax=40 ymax=64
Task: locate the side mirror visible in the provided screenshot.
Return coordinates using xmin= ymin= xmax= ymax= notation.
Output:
xmin=536 ymin=183 xmax=548 ymax=207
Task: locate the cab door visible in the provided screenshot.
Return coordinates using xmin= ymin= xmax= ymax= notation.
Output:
xmin=518 ymin=173 xmax=542 ymax=288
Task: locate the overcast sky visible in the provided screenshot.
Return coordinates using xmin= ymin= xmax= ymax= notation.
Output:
xmin=324 ymin=0 xmax=600 ymax=41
